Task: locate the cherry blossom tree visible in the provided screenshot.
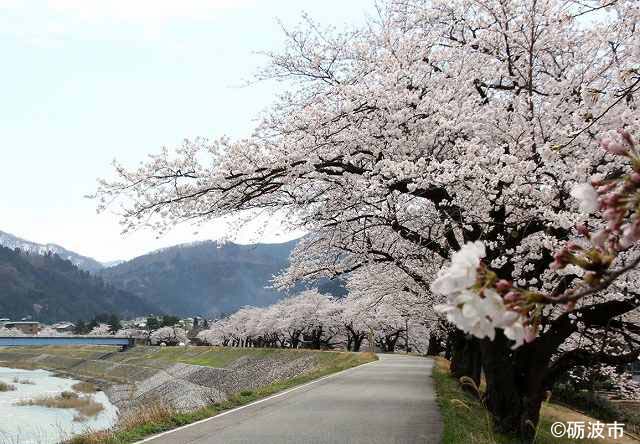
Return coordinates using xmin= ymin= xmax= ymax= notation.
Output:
xmin=344 ymin=266 xmax=432 ymax=352
xmin=197 ymin=319 xmax=232 ymax=346
xmin=198 ymin=291 xmax=344 ymax=349
xmin=431 ymin=130 xmax=640 ymax=439
xmin=196 ymin=286 xmax=430 ymax=352
xmin=37 ymin=326 xmax=70 ymax=336
xmin=88 ymin=323 xmax=112 ymax=336
xmin=95 ymin=0 xmax=640 ymax=440
xmin=0 ymin=327 xmax=26 ymax=337
xmin=115 ymin=328 xmax=149 ymax=341
xmin=149 ymin=326 xmax=189 ymax=346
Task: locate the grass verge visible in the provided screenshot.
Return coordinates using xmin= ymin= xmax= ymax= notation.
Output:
xmin=66 ymin=351 xmax=377 ymax=444
xmin=432 ymin=357 xmax=610 ymax=444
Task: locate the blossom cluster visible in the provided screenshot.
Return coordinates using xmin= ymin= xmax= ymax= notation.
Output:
xmin=433 ymin=242 xmax=531 ymax=348
xmin=434 ymin=129 xmax=640 ymax=348
xmin=562 ymin=130 xmax=640 ymax=271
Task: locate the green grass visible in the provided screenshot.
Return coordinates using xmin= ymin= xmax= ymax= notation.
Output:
xmin=433 ymin=357 xmax=602 ymax=444
xmin=66 ymin=350 xmax=377 ymax=444
xmin=127 ymin=345 xmax=309 ymax=368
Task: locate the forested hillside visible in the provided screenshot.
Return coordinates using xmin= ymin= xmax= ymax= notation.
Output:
xmin=100 ymin=240 xmax=304 ymax=317
xmin=0 ymin=246 xmax=153 ymax=322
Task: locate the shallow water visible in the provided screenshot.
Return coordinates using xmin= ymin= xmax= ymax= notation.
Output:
xmin=0 ymin=367 xmax=118 ymax=444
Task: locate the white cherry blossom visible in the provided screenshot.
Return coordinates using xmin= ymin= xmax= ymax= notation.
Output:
xmin=570 ymin=183 xmax=599 ymax=214
xmin=430 ymin=241 xmax=485 ymax=295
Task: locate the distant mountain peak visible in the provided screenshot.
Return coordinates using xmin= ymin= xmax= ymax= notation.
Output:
xmin=0 ymin=230 xmax=105 ymax=273
xmin=102 ymin=259 xmax=125 ymax=268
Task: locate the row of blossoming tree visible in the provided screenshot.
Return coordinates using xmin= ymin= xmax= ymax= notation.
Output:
xmin=0 ymin=323 xmax=191 ymax=346
xmin=95 ymin=0 xmax=640 ymax=441
xmin=196 ymin=289 xmax=429 ymax=352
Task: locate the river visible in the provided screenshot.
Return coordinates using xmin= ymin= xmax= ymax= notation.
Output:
xmin=0 ymin=367 xmax=118 ymax=444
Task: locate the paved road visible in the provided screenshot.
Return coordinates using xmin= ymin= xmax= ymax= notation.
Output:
xmin=138 ymin=354 xmax=442 ymax=444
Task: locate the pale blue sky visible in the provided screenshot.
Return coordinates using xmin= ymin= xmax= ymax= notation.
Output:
xmin=0 ymin=0 xmax=373 ymax=262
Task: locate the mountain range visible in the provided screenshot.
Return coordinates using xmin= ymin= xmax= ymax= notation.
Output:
xmin=98 ymin=240 xmax=298 ymax=318
xmin=0 ymin=245 xmax=154 ymax=323
xmin=0 ymin=230 xmax=105 ymax=273
xmin=0 ymin=230 xmax=338 ymax=322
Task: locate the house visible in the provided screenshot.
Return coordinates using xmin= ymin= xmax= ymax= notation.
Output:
xmin=52 ymin=322 xmax=75 ymax=333
xmin=3 ymin=321 xmax=40 ymax=335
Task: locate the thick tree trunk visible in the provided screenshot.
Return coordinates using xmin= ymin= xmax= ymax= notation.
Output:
xmin=345 ymin=325 xmax=366 ymax=352
xmin=426 ymin=332 xmax=444 ymax=356
xmin=385 ymin=334 xmax=397 ymax=352
xmin=346 ymin=335 xmax=354 ymax=351
xmin=310 ymin=327 xmax=323 ymax=349
xmin=289 ymin=330 xmax=301 ymax=348
xmin=353 ymin=334 xmax=364 ymax=352
xmin=449 ymin=329 xmax=481 ymax=386
xmin=444 ymin=333 xmax=453 ymax=360
xmin=480 ymin=333 xmax=546 ymax=444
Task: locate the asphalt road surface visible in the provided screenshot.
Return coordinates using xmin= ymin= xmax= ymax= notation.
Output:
xmin=137 ymin=354 xmax=442 ymax=444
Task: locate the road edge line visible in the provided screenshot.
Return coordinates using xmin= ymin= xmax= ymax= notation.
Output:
xmin=133 ymin=357 xmax=380 ymax=443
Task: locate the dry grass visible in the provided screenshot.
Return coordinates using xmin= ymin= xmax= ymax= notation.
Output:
xmin=0 ymin=381 xmax=16 ymax=392
xmin=66 ymin=401 xmax=176 ymax=444
xmin=117 ymin=402 xmax=175 ymax=430
xmin=72 ymin=381 xmax=97 ymax=394
xmin=12 ymin=377 xmax=35 ymax=385
xmin=16 ymin=391 xmax=104 ymax=419
xmin=65 ymin=428 xmax=114 ymax=444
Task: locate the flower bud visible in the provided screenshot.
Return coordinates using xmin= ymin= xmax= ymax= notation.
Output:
xmin=495 ymin=280 xmax=512 ymax=292
xmin=620 ymin=129 xmax=635 ymax=148
xmin=504 ymin=291 xmax=520 ymax=302
xmin=553 ymin=247 xmax=571 ymax=264
xmin=605 ymin=193 xmax=621 ymax=207
xmin=566 ymin=241 xmax=581 ymax=252
xmin=602 ymin=138 xmax=628 ymax=155
xmin=576 ymin=223 xmax=590 ymax=237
